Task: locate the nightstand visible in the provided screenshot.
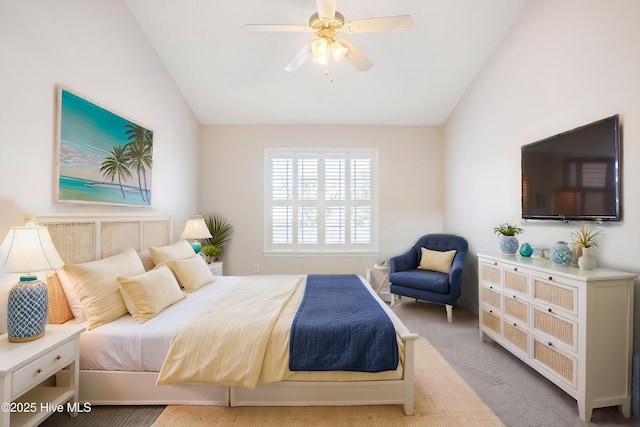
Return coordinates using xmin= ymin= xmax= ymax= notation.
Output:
xmin=208 ymin=261 xmax=224 ymax=276
xmin=0 ymin=323 xmax=85 ymax=427
xmin=366 ymin=264 xmax=391 ymax=302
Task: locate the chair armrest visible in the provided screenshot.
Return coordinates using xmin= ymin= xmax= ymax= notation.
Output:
xmin=448 ymin=253 xmax=467 ymax=294
xmin=390 ymin=248 xmax=418 ymax=273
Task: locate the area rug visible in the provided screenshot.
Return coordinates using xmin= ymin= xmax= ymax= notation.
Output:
xmin=151 ymin=337 xmax=504 ymax=426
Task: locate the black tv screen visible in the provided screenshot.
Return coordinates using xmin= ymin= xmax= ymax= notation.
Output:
xmin=521 ymin=115 xmax=621 ymax=221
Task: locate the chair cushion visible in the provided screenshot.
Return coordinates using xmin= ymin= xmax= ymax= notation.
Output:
xmin=389 ymin=269 xmax=450 ymax=294
xmin=418 ymin=248 xmax=457 ymax=274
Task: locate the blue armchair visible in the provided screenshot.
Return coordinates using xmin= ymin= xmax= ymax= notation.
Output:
xmin=389 ymin=234 xmax=468 ymax=322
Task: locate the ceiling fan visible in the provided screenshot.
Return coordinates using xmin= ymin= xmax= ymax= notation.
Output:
xmin=242 ymin=0 xmax=413 ymax=75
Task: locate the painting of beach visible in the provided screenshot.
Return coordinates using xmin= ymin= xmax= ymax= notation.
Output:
xmin=55 ymin=87 xmax=153 ymax=206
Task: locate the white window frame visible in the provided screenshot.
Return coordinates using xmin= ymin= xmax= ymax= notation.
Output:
xmin=264 ymin=147 xmax=379 ymax=255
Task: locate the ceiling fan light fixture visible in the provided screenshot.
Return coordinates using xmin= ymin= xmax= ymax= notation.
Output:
xmin=329 ymin=41 xmax=348 ymax=61
xmin=311 ymin=37 xmax=329 ymax=64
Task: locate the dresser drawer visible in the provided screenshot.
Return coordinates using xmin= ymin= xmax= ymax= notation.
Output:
xmin=504 ymin=322 xmax=529 ymax=355
xmin=481 ymin=308 xmax=501 ymax=335
xmin=533 ymin=338 xmax=577 ymax=389
xmin=504 ymin=268 xmax=529 ymax=296
xmin=480 ymin=262 xmax=502 ymax=288
xmin=504 ymin=294 xmax=529 ymax=325
xmin=12 ymin=339 xmax=76 ymax=398
xmin=481 ymin=286 xmax=501 ymax=311
xmin=532 ymin=276 xmax=577 ymax=316
xmin=533 ymin=306 xmax=577 ymax=352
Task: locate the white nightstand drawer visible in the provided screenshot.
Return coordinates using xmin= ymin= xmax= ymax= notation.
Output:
xmin=12 ymin=339 xmax=76 ymax=398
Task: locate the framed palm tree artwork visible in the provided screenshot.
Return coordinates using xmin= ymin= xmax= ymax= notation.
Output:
xmin=55 ymin=86 xmax=153 ymax=207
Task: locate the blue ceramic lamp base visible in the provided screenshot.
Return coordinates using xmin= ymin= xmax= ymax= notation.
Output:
xmin=7 ymin=276 xmax=48 ymax=343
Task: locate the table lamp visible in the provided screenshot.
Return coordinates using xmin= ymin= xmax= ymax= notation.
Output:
xmin=180 ymin=215 xmax=212 ymax=253
xmin=0 ymin=222 xmax=64 ymax=342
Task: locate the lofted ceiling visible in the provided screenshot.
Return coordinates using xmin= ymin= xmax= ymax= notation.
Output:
xmin=125 ymin=0 xmax=526 ymax=126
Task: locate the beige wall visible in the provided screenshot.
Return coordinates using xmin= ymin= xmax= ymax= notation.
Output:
xmin=199 ymin=125 xmax=444 ymax=276
xmin=443 ymin=0 xmax=640 ymax=347
xmin=0 ymin=1 xmax=201 ymax=331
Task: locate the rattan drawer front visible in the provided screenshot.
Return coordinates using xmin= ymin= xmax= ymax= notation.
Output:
xmin=504 ymin=269 xmax=529 ymax=295
xmin=533 ymin=307 xmax=577 ymax=351
xmin=533 ymin=338 xmax=576 ymax=388
xmin=481 ymin=308 xmax=501 ymax=335
xmin=481 ymin=286 xmax=501 ymax=311
xmin=504 ymin=322 xmax=529 ymax=354
xmin=481 ymin=262 xmax=501 ymax=287
xmin=533 ymin=278 xmax=576 ymax=315
xmin=504 ymin=295 xmax=529 ymax=324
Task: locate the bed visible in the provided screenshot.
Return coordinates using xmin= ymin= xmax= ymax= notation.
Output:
xmin=31 ymin=214 xmax=419 ymax=415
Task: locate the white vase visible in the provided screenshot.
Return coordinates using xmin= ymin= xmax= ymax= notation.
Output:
xmin=578 ymin=246 xmax=596 ymax=271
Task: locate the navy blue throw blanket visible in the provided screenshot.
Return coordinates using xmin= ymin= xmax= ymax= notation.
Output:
xmin=289 ymin=274 xmax=398 ymax=372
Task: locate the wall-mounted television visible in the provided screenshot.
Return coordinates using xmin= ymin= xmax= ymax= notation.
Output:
xmin=521 ymin=115 xmax=621 ymax=222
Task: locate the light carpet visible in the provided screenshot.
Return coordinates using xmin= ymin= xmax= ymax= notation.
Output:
xmin=151 ymin=337 xmax=504 ymax=426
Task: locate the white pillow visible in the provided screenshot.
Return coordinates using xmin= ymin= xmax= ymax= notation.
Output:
xmin=149 ymin=240 xmax=195 ymax=265
xmin=118 ymin=264 xmax=185 ymax=323
xmin=63 ymin=248 xmax=145 ymax=330
xmin=418 ymin=248 xmax=457 ymax=274
xmin=171 ymin=256 xmax=215 ymax=292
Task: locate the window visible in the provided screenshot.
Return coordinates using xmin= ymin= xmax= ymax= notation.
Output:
xmin=265 ymin=148 xmax=378 ymax=254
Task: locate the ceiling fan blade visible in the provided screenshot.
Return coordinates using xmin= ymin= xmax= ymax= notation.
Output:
xmin=284 ymin=41 xmax=313 ymax=72
xmin=344 ymin=15 xmax=413 ymax=33
xmin=337 ymin=38 xmax=372 ymax=71
xmin=242 ymin=24 xmax=310 ymax=32
xmin=316 ymin=0 xmax=336 ymax=19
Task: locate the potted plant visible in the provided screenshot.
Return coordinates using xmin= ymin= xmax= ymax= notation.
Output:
xmin=570 ymin=223 xmax=603 ymax=270
xmin=204 ymin=213 xmax=233 ymax=259
xmin=493 ymin=223 xmax=524 ymax=255
xmin=201 ymin=244 xmax=223 ymax=264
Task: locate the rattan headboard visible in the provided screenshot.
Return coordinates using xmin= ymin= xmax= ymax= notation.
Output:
xmin=29 ymin=214 xmax=172 ymax=264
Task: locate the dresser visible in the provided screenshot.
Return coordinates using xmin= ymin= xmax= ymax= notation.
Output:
xmin=477 ymin=253 xmax=636 ymax=422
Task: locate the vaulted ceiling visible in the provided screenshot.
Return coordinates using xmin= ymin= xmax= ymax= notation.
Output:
xmin=125 ymin=0 xmax=526 ymax=126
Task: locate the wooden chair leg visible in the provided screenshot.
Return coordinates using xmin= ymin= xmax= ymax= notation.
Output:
xmin=445 ymin=304 xmax=453 ymax=323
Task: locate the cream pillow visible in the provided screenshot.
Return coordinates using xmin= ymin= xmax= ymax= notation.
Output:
xmin=418 ymin=248 xmax=457 ymax=274
xmin=149 ymin=240 xmax=195 ymax=276
xmin=55 ymin=269 xmax=86 ymax=321
xmin=171 ymin=256 xmax=215 ymax=292
xmin=118 ymin=264 xmax=185 ymax=323
xmin=64 ymin=248 xmax=145 ymax=330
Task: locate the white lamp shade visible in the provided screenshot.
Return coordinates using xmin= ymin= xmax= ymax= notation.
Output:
xmin=181 ymin=216 xmax=212 ymax=240
xmin=0 ymin=224 xmax=64 ymax=273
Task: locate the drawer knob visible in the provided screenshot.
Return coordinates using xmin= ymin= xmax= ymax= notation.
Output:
xmin=36 ymin=368 xmax=42 ymax=374
xmin=548 ymin=342 xmax=553 ymax=347
xmin=56 ymin=355 xmax=62 ymax=361
xmin=548 ymin=308 xmax=552 ymax=313
xmin=513 ymin=322 xmax=517 ymax=326
xmin=514 ymin=267 xmax=518 ymax=271
xmin=548 ymin=276 xmax=553 ymax=281
xmin=513 ymin=295 xmax=517 ymax=299
xmin=494 ymin=262 xmax=498 ymax=266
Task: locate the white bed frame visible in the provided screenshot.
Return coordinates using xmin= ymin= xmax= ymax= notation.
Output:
xmin=33 ymin=214 xmax=419 ymax=415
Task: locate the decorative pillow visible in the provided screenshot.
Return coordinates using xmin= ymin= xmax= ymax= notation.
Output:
xmin=118 ymin=264 xmax=185 ymax=323
xmin=149 ymin=240 xmax=195 ymax=275
xmin=45 ymin=273 xmax=74 ymax=324
xmin=63 ymin=248 xmax=145 ymax=330
xmin=418 ymin=248 xmax=457 ymax=274
xmin=55 ymin=269 xmax=86 ymax=321
xmin=171 ymin=255 xmax=215 ymax=292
